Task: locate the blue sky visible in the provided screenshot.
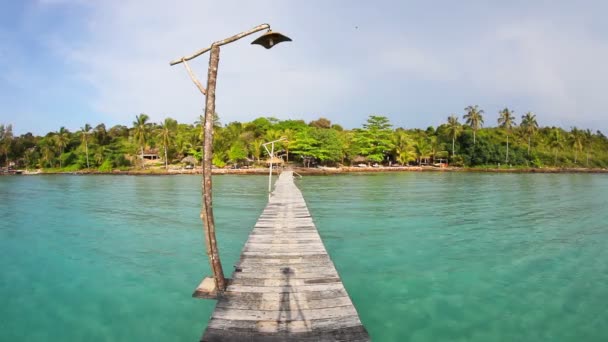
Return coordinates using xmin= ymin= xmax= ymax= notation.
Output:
xmin=1 ymin=0 xmax=608 ymax=135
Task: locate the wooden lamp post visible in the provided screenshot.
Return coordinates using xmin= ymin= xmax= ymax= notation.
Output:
xmin=169 ymin=24 xmax=291 ymax=297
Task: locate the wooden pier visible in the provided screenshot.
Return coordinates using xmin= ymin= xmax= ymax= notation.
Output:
xmin=199 ymin=171 xmax=369 ymax=341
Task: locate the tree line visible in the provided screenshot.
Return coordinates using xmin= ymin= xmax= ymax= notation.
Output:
xmin=1 ymin=106 xmax=608 ymax=171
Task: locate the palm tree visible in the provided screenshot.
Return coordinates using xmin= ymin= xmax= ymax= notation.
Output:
xmin=250 ymin=138 xmax=264 ymax=163
xmin=548 ymin=128 xmax=563 ymax=166
xmin=93 ymin=123 xmax=108 ymax=145
xmin=281 ymin=129 xmax=295 ymax=162
xmin=497 ymin=107 xmax=516 ymax=163
xmin=520 ymin=112 xmax=538 ymax=156
xmin=392 ymin=131 xmax=416 ymax=165
xmin=133 ymin=113 xmax=150 ymax=166
xmin=428 ymin=136 xmax=446 ymax=164
xmin=569 ymin=127 xmax=583 ymax=164
xmin=41 ymin=142 xmax=56 ymax=168
xmin=583 ymin=129 xmax=593 ymax=166
xmin=94 ymin=146 xmax=105 ymax=166
xmin=446 ymin=115 xmax=462 ymax=157
xmin=157 ymin=118 xmax=178 ymax=169
xmin=54 ymin=127 xmax=70 ymax=168
xmin=463 ymin=105 xmax=484 ymax=145
xmin=414 ymin=138 xmax=431 ymax=165
xmin=79 ymin=123 xmax=92 ymax=168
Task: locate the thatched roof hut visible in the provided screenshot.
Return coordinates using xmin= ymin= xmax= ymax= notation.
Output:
xmin=265 ymin=156 xmax=284 ymax=165
xmin=352 ymin=155 xmax=368 ymax=163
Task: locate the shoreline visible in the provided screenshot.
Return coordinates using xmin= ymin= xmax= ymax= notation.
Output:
xmin=10 ymin=166 xmax=608 ymax=176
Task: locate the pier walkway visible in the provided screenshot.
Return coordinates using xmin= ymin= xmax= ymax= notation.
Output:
xmin=201 ymin=171 xmax=369 ymax=341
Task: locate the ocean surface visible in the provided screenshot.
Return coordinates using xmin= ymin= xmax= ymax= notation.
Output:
xmin=1 ymin=173 xmax=607 ymax=341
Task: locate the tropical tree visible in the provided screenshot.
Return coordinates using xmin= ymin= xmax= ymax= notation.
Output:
xmin=54 ymin=127 xmax=70 ymax=168
xmin=414 ymin=138 xmax=431 ymax=165
xmin=250 ymin=138 xmax=264 ymax=163
xmin=281 ymin=128 xmax=296 ymax=162
xmin=133 ymin=113 xmax=150 ymax=165
xmin=0 ymin=124 xmax=13 ymax=169
xmin=354 ymin=115 xmax=394 ymax=163
xmin=497 ymin=107 xmax=516 ymax=163
xmin=79 ymin=124 xmax=92 ymax=168
xmin=548 ymin=128 xmax=564 ymax=166
xmin=40 ymin=141 xmax=56 ymax=168
xmin=309 ymin=117 xmax=331 ymax=129
xmin=227 ymin=141 xmax=248 ymax=164
xmin=93 ymin=123 xmax=109 ymax=146
xmin=428 ymin=136 xmax=447 ymax=164
xmin=157 ymin=118 xmax=178 ymax=169
xmin=392 ymin=131 xmax=415 ymax=165
xmin=463 ymin=105 xmax=484 ymax=144
xmin=520 ymin=112 xmax=538 ymax=156
xmin=583 ymin=129 xmax=593 ymax=166
xmin=446 ymin=115 xmax=462 ymax=157
xmin=569 ymin=127 xmax=583 ymax=164
xmin=94 ymin=146 xmax=106 ymax=166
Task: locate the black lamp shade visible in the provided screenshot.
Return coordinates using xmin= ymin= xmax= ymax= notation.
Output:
xmin=251 ymin=31 xmax=292 ymax=49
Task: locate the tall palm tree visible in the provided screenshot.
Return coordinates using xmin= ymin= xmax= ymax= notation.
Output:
xmin=497 ymin=107 xmax=516 ymax=163
xmin=79 ymin=123 xmax=92 ymax=168
xmin=133 ymin=113 xmax=150 ymax=165
xmin=446 ymin=115 xmax=462 ymax=157
xmin=569 ymin=127 xmax=584 ymax=164
xmin=463 ymin=105 xmax=484 ymax=145
xmin=157 ymin=118 xmax=178 ymax=169
xmin=548 ymin=128 xmax=563 ymax=166
xmin=54 ymin=127 xmax=70 ymax=168
xmin=520 ymin=112 xmax=538 ymax=156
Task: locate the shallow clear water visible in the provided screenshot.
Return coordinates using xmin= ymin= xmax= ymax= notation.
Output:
xmin=1 ymin=173 xmax=608 ymax=341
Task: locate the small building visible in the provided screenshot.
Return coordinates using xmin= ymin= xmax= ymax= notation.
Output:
xmin=142 ymin=148 xmax=160 ymax=160
xmin=265 ymin=156 xmax=284 ymax=165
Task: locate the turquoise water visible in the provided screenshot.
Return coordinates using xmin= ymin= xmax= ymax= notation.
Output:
xmin=1 ymin=173 xmax=608 ymax=341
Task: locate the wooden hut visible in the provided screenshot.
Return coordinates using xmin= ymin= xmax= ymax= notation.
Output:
xmin=265 ymin=156 xmax=284 ymax=165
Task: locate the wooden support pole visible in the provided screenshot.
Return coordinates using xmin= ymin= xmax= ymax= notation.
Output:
xmin=201 ymin=45 xmax=226 ymax=293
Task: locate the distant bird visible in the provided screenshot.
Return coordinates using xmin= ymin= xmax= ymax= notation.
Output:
xmin=355 ymin=26 xmax=358 ymax=29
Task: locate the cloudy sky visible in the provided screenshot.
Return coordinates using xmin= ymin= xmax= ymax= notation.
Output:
xmin=1 ymin=0 xmax=608 ymax=135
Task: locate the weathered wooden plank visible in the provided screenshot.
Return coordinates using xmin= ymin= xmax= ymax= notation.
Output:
xmin=211 ymin=305 xmax=359 ymax=321
xmin=203 ymin=323 xmax=367 ymax=342
xmin=225 ymin=282 xmax=345 ymax=293
xmin=216 ymin=295 xmax=354 ymax=311
xmin=232 ymin=271 xmax=342 ymax=280
xmin=229 ymin=277 xmax=342 ymax=287
xmin=242 ymin=252 xmax=330 ymax=257
xmin=205 ymin=315 xmax=365 ymax=333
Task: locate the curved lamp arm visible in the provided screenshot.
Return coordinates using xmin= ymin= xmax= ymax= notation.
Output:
xmin=169 ymin=23 xmax=270 ymax=66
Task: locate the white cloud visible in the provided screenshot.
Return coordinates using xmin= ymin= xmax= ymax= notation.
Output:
xmin=49 ymin=0 xmax=357 ymax=127
xmin=28 ymin=0 xmax=608 ymax=132
xmin=371 ymin=17 xmax=608 ymax=128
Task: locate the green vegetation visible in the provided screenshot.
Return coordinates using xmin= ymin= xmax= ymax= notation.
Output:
xmin=2 ymin=107 xmax=608 ymax=171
